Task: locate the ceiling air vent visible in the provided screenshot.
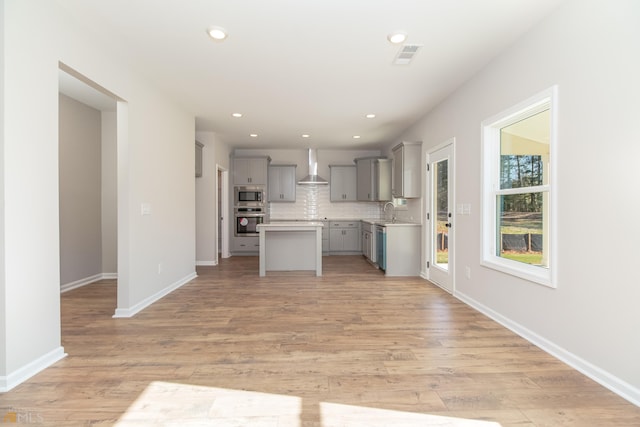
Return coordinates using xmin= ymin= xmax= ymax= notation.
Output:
xmin=393 ymin=44 xmax=423 ymax=65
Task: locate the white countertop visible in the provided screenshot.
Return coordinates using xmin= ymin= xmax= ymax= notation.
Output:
xmin=257 ymin=221 xmax=324 ymax=229
xmin=361 ymin=219 xmax=421 ymax=227
xmin=269 ymin=218 xmax=420 ymax=226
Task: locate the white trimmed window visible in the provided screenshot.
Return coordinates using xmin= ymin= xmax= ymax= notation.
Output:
xmin=481 ymin=86 xmax=557 ymax=288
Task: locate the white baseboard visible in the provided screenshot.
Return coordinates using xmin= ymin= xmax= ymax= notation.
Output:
xmin=113 ymin=272 xmax=197 ymax=318
xmin=60 ymin=273 xmax=119 ymax=293
xmin=455 ymin=290 xmax=640 ymax=407
xmin=0 ymin=347 xmax=66 ymax=392
xmin=196 ymin=260 xmax=217 ymax=266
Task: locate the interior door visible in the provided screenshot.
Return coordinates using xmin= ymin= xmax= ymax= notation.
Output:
xmin=427 ymin=142 xmax=454 ymax=292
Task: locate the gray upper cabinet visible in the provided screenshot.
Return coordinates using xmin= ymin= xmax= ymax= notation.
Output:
xmin=195 ymin=141 xmax=204 ymax=178
xmin=268 ymin=165 xmax=297 ymax=202
xmin=233 ymin=157 xmax=269 ymax=185
xmin=355 ymin=157 xmax=392 ymax=202
xmin=392 ymin=141 xmax=422 ymax=198
xmin=329 ymin=165 xmax=356 ymax=202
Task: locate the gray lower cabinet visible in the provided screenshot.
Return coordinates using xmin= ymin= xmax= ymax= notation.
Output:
xmin=362 ymin=229 xmax=373 ymax=261
xmin=361 ymin=221 xmax=375 ymax=263
xmin=329 ymin=221 xmax=361 ymax=252
xmin=232 ymin=236 xmax=260 ymax=253
xmin=384 ymin=225 xmax=421 ymax=276
xmin=321 ymin=220 xmax=330 ymax=253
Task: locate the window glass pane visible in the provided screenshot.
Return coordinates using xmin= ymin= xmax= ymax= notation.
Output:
xmin=434 ymin=159 xmax=449 ymax=268
xmin=496 ymin=193 xmax=547 ymax=268
xmin=500 ymin=154 xmax=544 ymax=189
xmin=500 ymin=109 xmax=549 ymax=189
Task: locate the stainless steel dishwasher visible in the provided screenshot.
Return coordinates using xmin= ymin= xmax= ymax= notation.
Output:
xmin=375 ymin=224 xmax=386 ymax=271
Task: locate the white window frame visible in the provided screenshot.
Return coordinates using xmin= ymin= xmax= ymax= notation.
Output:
xmin=481 ymin=86 xmax=558 ymax=288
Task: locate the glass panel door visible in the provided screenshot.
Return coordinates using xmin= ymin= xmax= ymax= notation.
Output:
xmin=428 ymin=142 xmax=454 ymax=292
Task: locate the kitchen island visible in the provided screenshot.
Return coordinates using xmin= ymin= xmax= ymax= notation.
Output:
xmin=256 ymin=222 xmax=324 ymax=276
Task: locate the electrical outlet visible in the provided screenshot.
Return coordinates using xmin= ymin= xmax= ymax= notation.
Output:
xmin=465 ymin=266 xmax=471 ymax=279
xmin=158 ymin=263 xmax=163 ymax=274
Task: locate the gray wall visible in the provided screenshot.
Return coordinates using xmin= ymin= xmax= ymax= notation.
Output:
xmin=101 ymin=111 xmax=117 ymax=275
xmin=195 ymin=131 xmax=231 ymax=264
xmin=392 ymin=0 xmax=640 ymax=403
xmin=3 ymin=1 xmax=196 ymax=387
xmin=58 ymin=94 xmax=102 ymax=286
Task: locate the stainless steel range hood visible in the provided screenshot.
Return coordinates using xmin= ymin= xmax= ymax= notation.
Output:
xmin=298 ymin=149 xmax=328 ymax=185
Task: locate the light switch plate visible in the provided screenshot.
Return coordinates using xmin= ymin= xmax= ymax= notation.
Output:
xmin=141 ymin=203 xmax=152 ymax=215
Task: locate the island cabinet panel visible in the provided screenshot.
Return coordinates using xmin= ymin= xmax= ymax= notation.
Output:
xmin=233 ymin=157 xmax=269 ymax=185
xmin=268 ymin=165 xmax=297 ymax=202
xmin=328 ymin=221 xmax=361 ymax=252
xmin=329 ymin=165 xmax=356 ymax=201
xmin=392 ymin=141 xmax=422 ymax=198
xmin=257 ymin=222 xmax=324 ymax=276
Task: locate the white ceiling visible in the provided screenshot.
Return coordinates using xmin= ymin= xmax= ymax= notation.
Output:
xmin=57 ymin=0 xmax=565 ymax=150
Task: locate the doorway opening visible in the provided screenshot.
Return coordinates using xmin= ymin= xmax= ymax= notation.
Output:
xmin=217 ymin=167 xmax=230 ymax=260
xmin=58 ymin=63 xmax=125 ymax=315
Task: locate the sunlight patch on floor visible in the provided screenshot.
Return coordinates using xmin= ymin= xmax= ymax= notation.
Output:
xmin=114 ymin=381 xmax=302 ymax=426
xmin=114 ymin=381 xmax=502 ymax=426
xmin=320 ymin=402 xmax=502 ymax=427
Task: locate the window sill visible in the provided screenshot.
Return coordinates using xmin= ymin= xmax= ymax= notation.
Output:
xmin=481 ymin=257 xmax=555 ymax=289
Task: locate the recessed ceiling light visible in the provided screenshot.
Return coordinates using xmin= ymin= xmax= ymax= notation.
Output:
xmin=387 ymin=32 xmax=407 ymax=44
xmin=301 ymin=134 xmax=310 ymax=138
xmin=207 ymin=26 xmax=228 ymax=41
xmin=250 ymin=133 xmax=258 ymax=138
xmin=353 ymin=135 xmax=361 ymax=139
xmin=365 ymin=113 xmax=376 ymax=119
xmin=232 ymin=113 xmax=243 ymax=118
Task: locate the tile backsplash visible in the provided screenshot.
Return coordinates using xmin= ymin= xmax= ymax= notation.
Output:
xmin=268 ymin=185 xmax=382 ymax=220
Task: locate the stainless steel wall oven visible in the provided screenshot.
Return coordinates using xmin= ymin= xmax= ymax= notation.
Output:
xmin=234 ymin=207 xmax=265 ymax=236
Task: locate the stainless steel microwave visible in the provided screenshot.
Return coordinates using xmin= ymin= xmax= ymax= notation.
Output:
xmin=234 ymin=186 xmax=265 ymax=206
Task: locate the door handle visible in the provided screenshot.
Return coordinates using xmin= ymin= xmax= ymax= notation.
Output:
xmin=445 ymin=223 xmax=452 ymax=228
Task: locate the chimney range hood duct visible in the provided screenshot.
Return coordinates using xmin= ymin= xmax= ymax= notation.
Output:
xmin=298 ymin=149 xmax=328 ymax=185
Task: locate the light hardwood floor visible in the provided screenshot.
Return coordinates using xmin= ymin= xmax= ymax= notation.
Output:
xmin=1 ymin=256 xmax=638 ymax=426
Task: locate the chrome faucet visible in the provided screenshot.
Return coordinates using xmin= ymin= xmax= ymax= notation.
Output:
xmin=383 ymin=202 xmax=396 ymax=222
